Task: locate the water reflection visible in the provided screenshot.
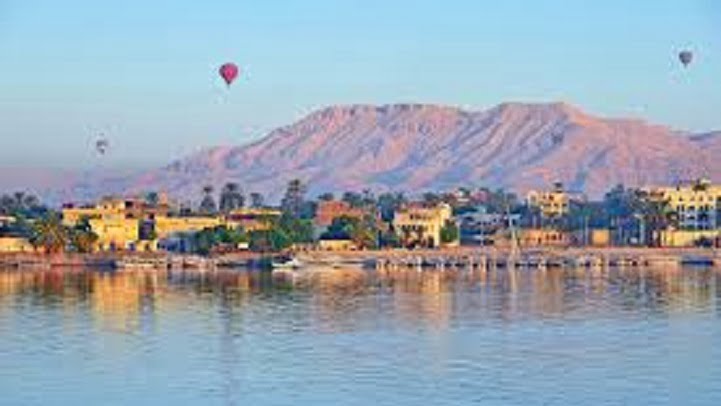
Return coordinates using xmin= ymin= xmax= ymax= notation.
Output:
xmin=2 ymin=265 xmax=721 ymax=405
xmin=1 ymin=265 xmax=718 ymax=334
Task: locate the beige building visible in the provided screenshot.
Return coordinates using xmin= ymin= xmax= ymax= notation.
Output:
xmin=646 ymin=179 xmax=721 ymax=231
xmin=393 ymin=203 xmax=453 ymax=248
xmin=317 ymin=238 xmax=358 ymax=251
xmin=62 ymin=196 xmax=218 ymax=252
xmin=154 ymin=216 xmax=222 ymax=239
xmin=526 ymin=182 xmax=571 ymax=218
xmin=657 ymin=230 xmax=720 ymax=248
xmin=518 ymin=228 xmax=570 ymax=248
xmin=0 ymin=237 xmax=34 ymax=253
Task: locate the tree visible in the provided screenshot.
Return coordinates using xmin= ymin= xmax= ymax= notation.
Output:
xmin=281 ymin=179 xmax=307 ymax=218
xmin=69 ymin=218 xmax=99 ymax=253
xmin=249 ymin=228 xmax=292 ymax=252
xmin=145 ymin=191 xmax=160 ymax=207
xmin=30 ymin=213 xmax=69 ymax=254
xmin=219 ymin=182 xmax=244 ymax=213
xmin=278 ymin=213 xmax=315 ymax=244
xmin=422 ymin=192 xmax=442 ymax=206
xmin=440 ymin=220 xmax=460 ymax=244
xmin=0 ymin=191 xmax=45 ymax=218
xmin=199 ymin=185 xmax=218 ymax=214
xmin=318 ymin=193 xmax=335 ymax=202
xmin=377 ymin=192 xmax=406 ymax=222
xmin=361 ymin=189 xmax=376 ymax=207
xmin=321 ymin=215 xmax=379 ymax=249
xmin=341 ymin=191 xmax=364 ymax=208
xmin=249 ymin=192 xmax=265 ymax=208
xmin=191 ymin=226 xmax=249 ymax=255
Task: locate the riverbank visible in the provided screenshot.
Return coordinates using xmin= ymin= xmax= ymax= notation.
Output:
xmin=0 ymin=252 xmax=272 ymax=271
xmin=296 ymin=247 xmax=721 ymax=269
xmin=3 ymin=247 xmax=720 ymax=271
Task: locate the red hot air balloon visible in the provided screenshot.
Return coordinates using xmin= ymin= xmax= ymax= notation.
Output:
xmin=219 ymin=63 xmax=239 ymax=86
xmin=679 ymin=50 xmax=693 ymax=67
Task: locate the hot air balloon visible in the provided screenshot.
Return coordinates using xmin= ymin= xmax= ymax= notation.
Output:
xmin=679 ymin=50 xmax=693 ymax=67
xmin=219 ymin=63 xmax=239 ymax=86
xmin=95 ymin=138 xmax=109 ymax=155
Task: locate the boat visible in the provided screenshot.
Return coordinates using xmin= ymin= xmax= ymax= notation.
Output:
xmin=271 ymin=256 xmax=303 ymax=270
xmin=116 ymin=256 xmax=168 ymax=270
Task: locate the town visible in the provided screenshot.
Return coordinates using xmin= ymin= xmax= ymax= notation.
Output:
xmin=1 ymin=178 xmax=720 ymax=265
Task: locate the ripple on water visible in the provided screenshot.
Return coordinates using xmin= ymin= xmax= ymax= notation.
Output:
xmin=0 ymin=266 xmax=720 ymax=405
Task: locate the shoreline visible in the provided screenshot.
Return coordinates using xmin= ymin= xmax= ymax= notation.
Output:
xmin=2 ymin=247 xmax=721 ymax=270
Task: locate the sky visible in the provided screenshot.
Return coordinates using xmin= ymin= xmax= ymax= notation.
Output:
xmin=0 ymin=0 xmax=719 ymax=170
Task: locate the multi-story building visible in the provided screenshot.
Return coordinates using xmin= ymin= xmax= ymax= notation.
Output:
xmin=457 ymin=206 xmax=520 ymax=245
xmin=62 ymin=195 xmax=218 ymax=252
xmin=393 ymin=203 xmax=453 ymax=248
xmin=647 ymin=179 xmax=721 ymax=231
xmin=62 ymin=195 xmax=171 ymax=225
xmin=526 ymin=182 xmax=571 ymax=218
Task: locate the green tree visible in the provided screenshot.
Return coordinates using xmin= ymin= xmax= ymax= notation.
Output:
xmin=0 ymin=191 xmax=45 ymax=218
xmin=341 ymin=191 xmax=364 ymax=208
xmin=321 ymin=215 xmax=379 ymax=249
xmin=440 ymin=220 xmax=460 ymax=244
xmin=30 ymin=213 xmax=69 ymax=254
xmin=219 ymin=182 xmax=244 ymax=213
xmin=145 ymin=191 xmax=160 ymax=207
xmin=69 ymin=218 xmax=99 ymax=253
xmin=377 ymin=192 xmax=406 ymax=222
xmin=249 ymin=192 xmax=265 ymax=208
xmin=282 ymin=179 xmax=312 ymax=218
xmin=199 ymin=185 xmax=218 ymax=214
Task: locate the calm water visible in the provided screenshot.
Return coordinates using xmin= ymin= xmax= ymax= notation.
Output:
xmin=1 ymin=265 xmax=721 ymax=405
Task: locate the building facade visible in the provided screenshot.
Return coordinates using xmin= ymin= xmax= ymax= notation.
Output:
xmin=647 ymin=179 xmax=721 ymax=231
xmin=526 ymin=182 xmax=571 ymax=218
xmin=393 ymin=203 xmax=453 ymax=248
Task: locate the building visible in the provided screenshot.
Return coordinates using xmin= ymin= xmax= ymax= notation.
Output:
xmin=526 ymin=182 xmax=571 ymax=218
xmin=0 ymin=237 xmax=34 ymax=253
xmin=517 ymin=228 xmax=570 ymax=248
xmin=393 ymin=203 xmax=453 ymax=248
xmin=589 ymin=229 xmax=611 ymax=247
xmin=225 ymin=207 xmax=282 ymax=232
xmin=457 ymin=206 xmax=520 ymax=245
xmin=317 ymin=238 xmax=358 ymax=251
xmin=62 ymin=196 xmax=219 ymax=252
xmin=0 ymin=215 xmax=16 ymax=227
xmin=657 ymin=230 xmax=721 ymax=248
xmin=154 ymin=216 xmax=222 ymax=240
xmin=314 ymin=200 xmax=367 ymax=227
xmin=646 ymin=179 xmax=721 ymax=230
xmin=62 ymin=195 xmax=170 ymax=226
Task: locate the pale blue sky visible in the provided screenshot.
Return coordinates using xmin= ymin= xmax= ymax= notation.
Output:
xmin=0 ymin=0 xmax=719 ymax=169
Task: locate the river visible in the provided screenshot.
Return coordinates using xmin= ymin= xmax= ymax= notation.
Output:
xmin=1 ymin=265 xmax=720 ymax=405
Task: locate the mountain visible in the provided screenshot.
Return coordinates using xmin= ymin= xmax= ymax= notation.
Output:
xmin=65 ymin=102 xmax=720 ymax=203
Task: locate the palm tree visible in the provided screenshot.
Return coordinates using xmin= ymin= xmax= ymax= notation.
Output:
xmin=145 ymin=191 xmax=160 ymax=207
xmin=219 ymin=182 xmax=244 ymax=213
xmin=249 ymin=192 xmax=265 ymax=208
xmin=30 ymin=213 xmax=69 ymax=254
xmin=281 ymin=179 xmax=306 ymax=217
xmin=69 ymin=219 xmax=99 ymax=253
xmin=199 ymin=185 xmax=217 ymax=214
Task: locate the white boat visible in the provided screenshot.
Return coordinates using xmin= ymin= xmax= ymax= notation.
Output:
xmin=271 ymin=257 xmax=303 ymax=270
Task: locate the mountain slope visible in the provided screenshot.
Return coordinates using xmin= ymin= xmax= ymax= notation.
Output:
xmin=67 ymin=102 xmax=720 ymax=202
